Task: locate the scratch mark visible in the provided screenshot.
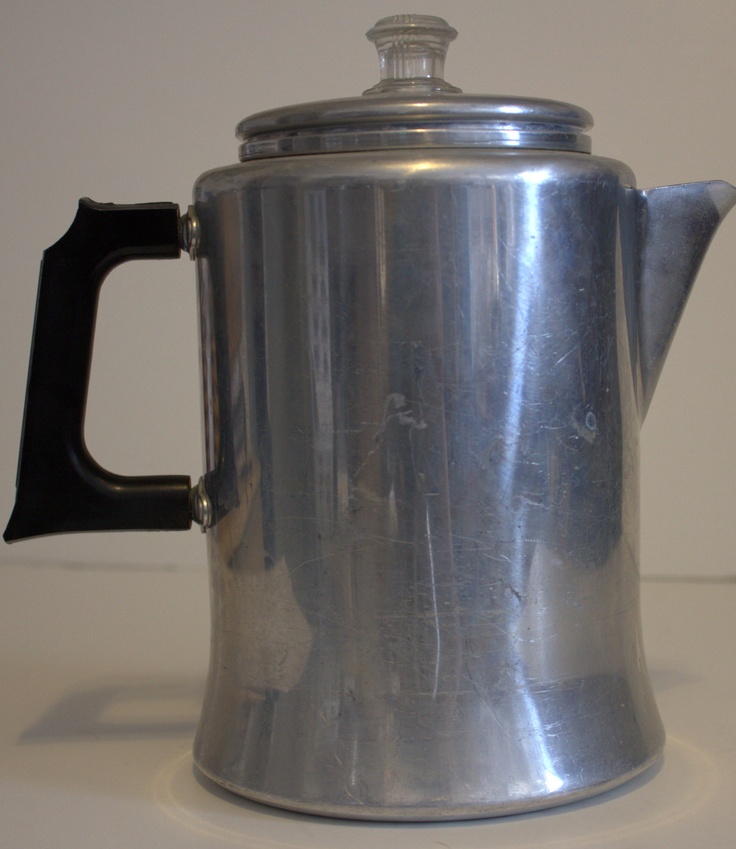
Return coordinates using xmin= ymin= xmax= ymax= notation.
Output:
xmin=353 ymin=393 xmax=428 ymax=479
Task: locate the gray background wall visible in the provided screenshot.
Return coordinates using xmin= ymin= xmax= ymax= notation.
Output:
xmin=2 ymin=0 xmax=735 ymax=575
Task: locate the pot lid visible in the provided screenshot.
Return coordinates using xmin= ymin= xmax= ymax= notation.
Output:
xmin=236 ymin=15 xmax=593 ymax=160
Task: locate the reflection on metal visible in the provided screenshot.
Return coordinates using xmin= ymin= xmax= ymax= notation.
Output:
xmin=186 ymin=147 xmax=735 ymax=818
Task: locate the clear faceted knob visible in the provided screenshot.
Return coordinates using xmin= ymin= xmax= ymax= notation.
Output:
xmin=364 ymin=14 xmax=461 ymax=94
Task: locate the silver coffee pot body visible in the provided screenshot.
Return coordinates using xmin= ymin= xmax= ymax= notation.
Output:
xmin=5 ymin=15 xmax=735 ymax=820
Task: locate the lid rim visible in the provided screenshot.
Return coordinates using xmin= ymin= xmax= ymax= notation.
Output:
xmin=238 ymin=126 xmax=592 ymax=161
xmin=236 ymin=96 xmax=593 ymax=160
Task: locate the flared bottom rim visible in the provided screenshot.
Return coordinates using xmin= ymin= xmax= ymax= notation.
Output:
xmin=193 ymin=748 xmax=664 ymax=822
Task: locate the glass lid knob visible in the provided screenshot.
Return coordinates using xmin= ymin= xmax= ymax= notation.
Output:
xmin=364 ymin=14 xmax=462 ymax=94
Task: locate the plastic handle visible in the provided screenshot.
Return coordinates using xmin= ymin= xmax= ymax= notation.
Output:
xmin=4 ymin=198 xmax=193 ymax=542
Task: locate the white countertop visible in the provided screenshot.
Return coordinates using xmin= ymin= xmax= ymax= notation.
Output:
xmin=2 ymin=560 xmax=734 ymax=848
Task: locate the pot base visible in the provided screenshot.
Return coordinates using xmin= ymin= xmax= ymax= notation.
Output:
xmin=193 ymin=750 xmax=664 ymax=821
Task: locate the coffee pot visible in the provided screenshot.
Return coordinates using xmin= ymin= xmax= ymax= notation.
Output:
xmin=5 ymin=15 xmax=734 ymax=820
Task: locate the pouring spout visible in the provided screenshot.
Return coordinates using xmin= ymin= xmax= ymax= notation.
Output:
xmin=637 ymin=180 xmax=736 ymax=419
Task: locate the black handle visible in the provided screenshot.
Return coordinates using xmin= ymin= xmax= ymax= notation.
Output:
xmin=4 ymin=198 xmax=193 ymax=542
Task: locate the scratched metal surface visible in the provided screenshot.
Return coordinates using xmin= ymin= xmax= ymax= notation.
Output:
xmin=190 ymin=148 xmax=665 ymax=817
